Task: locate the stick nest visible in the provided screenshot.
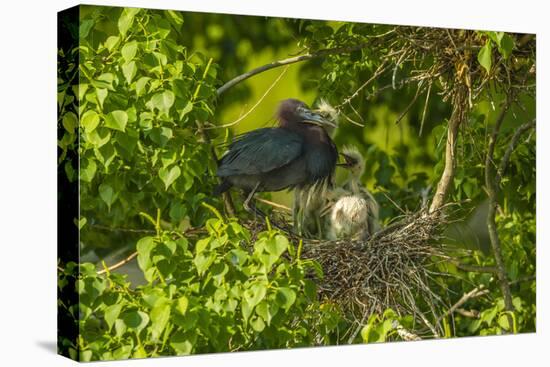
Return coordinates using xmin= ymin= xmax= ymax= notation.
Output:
xmin=298 ymin=206 xmax=455 ymax=328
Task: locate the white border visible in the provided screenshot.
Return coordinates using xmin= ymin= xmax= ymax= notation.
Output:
xmin=0 ymin=1 xmax=546 ymax=366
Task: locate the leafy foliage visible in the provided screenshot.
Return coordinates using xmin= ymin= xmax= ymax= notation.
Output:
xmin=58 ymin=216 xmax=340 ymax=360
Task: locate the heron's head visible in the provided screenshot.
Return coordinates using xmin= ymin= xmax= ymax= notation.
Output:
xmin=277 ymin=98 xmax=337 ymax=129
xmin=341 ymin=146 xmax=365 ymax=178
xmin=314 ymin=99 xmax=339 ymax=124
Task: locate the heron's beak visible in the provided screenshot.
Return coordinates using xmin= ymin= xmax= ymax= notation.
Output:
xmin=338 ymin=153 xmax=358 ymax=168
xmin=300 ymin=109 xmax=337 ymax=128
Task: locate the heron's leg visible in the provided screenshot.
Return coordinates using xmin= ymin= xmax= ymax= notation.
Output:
xmin=243 ymin=182 xmax=261 ymax=212
xmin=242 ymin=182 xmax=268 ymax=220
xmin=242 ymin=183 xmax=290 ymax=232
xmin=315 ymin=216 xmax=323 ymax=239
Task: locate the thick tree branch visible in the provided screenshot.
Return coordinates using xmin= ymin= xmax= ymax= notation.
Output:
xmin=484 ymin=101 xmax=515 ymax=318
xmin=429 ymin=86 xmax=468 ymax=213
xmin=216 ymin=43 xmax=369 ymax=96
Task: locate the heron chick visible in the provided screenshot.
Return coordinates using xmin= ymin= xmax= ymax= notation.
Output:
xmin=327 ymin=146 xmax=380 ymax=240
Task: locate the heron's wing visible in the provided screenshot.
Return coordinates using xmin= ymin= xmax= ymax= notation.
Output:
xmin=217 ymin=128 xmax=304 ymax=177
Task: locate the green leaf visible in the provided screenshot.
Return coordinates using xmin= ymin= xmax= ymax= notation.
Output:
xmin=150 ymin=302 xmax=171 ymax=340
xmin=135 ymin=77 xmax=150 ymax=96
xmin=113 ymin=345 xmax=132 ymax=360
xmin=195 ymin=238 xmax=210 ymax=254
xmin=150 ymin=127 xmax=173 ymax=147
xmin=176 ymin=238 xmax=189 ymax=252
xmin=176 ymin=296 xmax=189 ymax=315
xmin=81 ymin=110 xmax=100 ymax=133
xmin=159 ymin=165 xmax=181 ymax=189
xmin=265 ymin=235 xmax=288 ymax=258
xmin=79 ymin=19 xmax=94 ymax=39
xmin=499 ymin=33 xmax=515 ymax=59
xmin=96 ymin=88 xmax=108 ymax=108
xmin=170 ymin=331 xmax=193 ymax=355
xmin=118 ymin=8 xmax=140 ymax=36
xmin=275 ymin=287 xmax=296 ymax=311
xmin=104 ymin=304 xmax=122 ymax=331
xmin=96 ymin=73 xmax=115 ymax=89
xmin=478 ymin=41 xmax=493 ymax=74
xmin=178 ymin=101 xmax=193 ymax=119
xmin=80 ymin=159 xmax=97 ymax=183
xmin=150 ymin=91 xmax=175 ymax=116
xmin=193 ymin=252 xmax=215 ymax=276
xmin=122 ymin=61 xmax=137 ymax=84
xmin=166 ymin=10 xmax=184 ymax=25
xmin=121 ymin=41 xmax=138 ymax=62
xmin=62 ymin=112 xmax=77 ymax=134
xmin=80 ymin=350 xmax=92 ymax=362
xmin=136 ymin=236 xmax=155 ymax=272
xmin=132 ymin=346 xmax=147 ymax=359
xmin=77 ymin=83 xmax=89 ymax=101
xmin=99 ymin=183 xmax=117 ymax=210
xmin=105 ymin=110 xmax=128 ymax=132
xmin=255 ymin=301 xmax=276 ymax=326
xmin=77 ymin=217 xmax=87 ymax=230
xmin=361 ymin=324 xmax=374 ymax=343
xmin=122 ymin=311 xmax=149 ymax=333
xmin=498 ymin=314 xmax=511 ymax=330
xmin=104 ymin=36 xmax=120 ymax=52
xmin=243 ymin=283 xmax=267 ymax=310
xmin=85 ymin=127 xmax=111 ymax=148
xmin=250 ymin=316 xmax=266 ymax=332
xmin=114 ymin=319 xmax=127 ymax=338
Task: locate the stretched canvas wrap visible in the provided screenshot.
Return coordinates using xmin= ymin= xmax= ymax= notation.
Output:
xmin=57 ymin=4 xmax=536 ymax=362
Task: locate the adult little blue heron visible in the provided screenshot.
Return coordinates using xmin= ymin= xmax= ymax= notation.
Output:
xmin=293 ymin=98 xmax=340 ymax=237
xmin=214 ymin=99 xmax=338 ymax=216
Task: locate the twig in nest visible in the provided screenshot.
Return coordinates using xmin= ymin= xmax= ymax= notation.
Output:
xmin=392 ymin=47 xmax=410 ymax=90
xmin=419 ymin=80 xmax=432 ymax=136
xmin=395 ymin=83 xmax=423 ymax=124
xmin=256 ymin=198 xmax=291 ymax=212
xmin=340 ymin=112 xmax=366 ymax=127
xmin=336 ymin=61 xmax=389 ymax=110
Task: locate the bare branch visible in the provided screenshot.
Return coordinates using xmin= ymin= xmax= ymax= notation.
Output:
xmin=216 ymin=43 xmax=370 ymax=96
xmin=97 ymin=252 xmax=138 ymax=275
xmin=484 ymin=100 xmax=515 ymax=317
xmin=208 ymin=66 xmax=289 ymax=130
xmin=496 ymin=119 xmax=536 ymax=186
xmin=437 ymin=285 xmax=489 ymax=323
xmin=455 ymin=308 xmax=480 ymax=318
xmin=453 ymin=262 xmax=499 ymax=274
